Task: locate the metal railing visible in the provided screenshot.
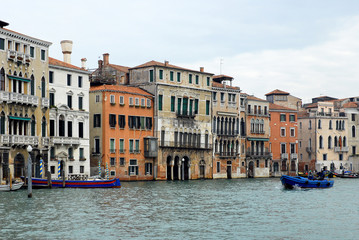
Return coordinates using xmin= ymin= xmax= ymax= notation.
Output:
xmin=52 ymin=137 xmax=80 ymax=145
xmin=160 ymin=141 xmax=212 ymax=149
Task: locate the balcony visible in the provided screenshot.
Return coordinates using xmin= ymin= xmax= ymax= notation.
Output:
xmin=4 ymin=92 xmax=39 ymax=106
xmin=160 ymin=141 xmax=212 ymax=150
xmin=250 ymin=130 xmax=266 ymax=134
xmin=0 ymin=91 xmax=9 ymax=103
xmin=281 ymin=153 xmax=288 ymax=159
xmin=24 ymin=54 xmax=31 ymax=63
xmin=16 ymin=52 xmax=24 ymax=63
xmin=41 ymin=98 xmax=50 ymax=108
xmin=52 ymin=137 xmax=80 ymax=146
xmin=334 ymin=146 xmax=349 ymax=152
xmin=0 ymin=135 xmax=39 ymax=146
xmin=216 ymin=131 xmax=239 ymax=137
xmin=247 ymin=109 xmax=269 ymax=117
xmin=290 ymin=153 xmax=298 ymax=160
xmin=91 ymin=148 xmax=101 ymax=156
xmin=216 ymin=152 xmax=238 ymax=159
xmin=246 ymin=150 xmax=271 ymax=158
xmin=176 ymin=111 xmax=195 ymax=119
xmin=8 ymin=50 xmax=16 ymax=60
xmin=306 ymin=147 xmax=312 ymax=153
xmin=42 ymin=137 xmax=50 ymax=147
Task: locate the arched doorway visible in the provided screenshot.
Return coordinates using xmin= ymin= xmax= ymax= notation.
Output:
xmin=173 ymin=156 xmax=179 ymax=180
xmin=14 ymin=153 xmax=25 ymax=178
xmin=182 ymin=156 xmax=190 ymax=180
xmin=35 ymin=155 xmax=41 ymax=178
xmin=166 ymin=156 xmax=172 ymax=180
xmin=273 ymin=162 xmax=279 ymax=172
xmin=227 ymin=161 xmax=232 ymax=179
xmin=199 ymin=160 xmax=205 ymax=179
xmin=248 ymin=161 xmax=254 ymax=178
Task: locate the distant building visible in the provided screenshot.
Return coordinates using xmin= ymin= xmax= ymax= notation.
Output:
xmin=0 ymin=21 xmax=52 ymax=181
xmin=89 ymin=85 xmax=155 ymax=180
xmin=243 ymin=94 xmax=271 ymax=177
xmin=48 ymin=40 xmax=90 ymax=179
xmin=269 ymin=103 xmax=298 ymax=177
xmin=265 ymin=89 xmax=302 ymax=111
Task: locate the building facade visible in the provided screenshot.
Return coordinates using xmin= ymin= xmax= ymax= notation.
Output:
xmin=212 ymin=75 xmax=245 ymax=179
xmin=129 ymin=61 xmax=213 ymax=180
xmin=48 ymin=41 xmax=90 ymax=180
xmin=244 ymin=94 xmax=271 ymax=177
xmin=0 ymin=21 xmax=52 ymax=182
xmin=89 ymin=85 xmax=156 ymax=181
xmin=269 ymin=103 xmax=298 ymax=177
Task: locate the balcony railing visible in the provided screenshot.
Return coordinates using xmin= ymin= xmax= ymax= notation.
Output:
xmin=250 ymin=130 xmax=266 ymax=134
xmin=281 ymin=153 xmax=288 ymax=159
xmin=306 ymin=147 xmax=312 ymax=153
xmin=52 ymin=137 xmax=80 ymax=145
xmin=91 ymin=148 xmax=101 ymax=155
xmin=176 ymin=111 xmax=195 ymax=119
xmin=8 ymin=50 xmax=16 ymax=60
xmin=24 ymin=54 xmax=31 ymax=63
xmin=160 ymin=141 xmax=212 ymax=150
xmin=247 ymin=109 xmax=268 ymax=116
xmin=41 ymin=98 xmax=49 ymax=108
xmin=216 ymin=152 xmax=238 ymax=158
xmin=246 ymin=151 xmax=271 ymax=158
xmin=334 ymin=146 xmax=349 ymax=152
xmin=2 ymin=92 xmax=39 ymax=106
xmin=216 ymin=131 xmax=239 ymax=137
xmin=0 ymin=135 xmax=39 ymax=146
xmin=290 ymin=153 xmax=298 ymax=160
xmin=42 ymin=137 xmax=50 ymax=146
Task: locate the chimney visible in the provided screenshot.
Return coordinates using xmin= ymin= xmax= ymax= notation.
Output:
xmin=60 ymin=40 xmax=73 ymax=64
xmin=103 ymin=53 xmax=109 ymax=66
xmin=200 ymin=67 xmax=204 ymax=72
xmin=164 ymin=60 xmax=169 ymax=66
xmin=98 ymin=60 xmax=103 ymax=69
xmin=81 ymin=58 xmax=87 ymax=69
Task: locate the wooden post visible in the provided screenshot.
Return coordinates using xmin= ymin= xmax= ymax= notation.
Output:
xmin=9 ymin=171 xmax=12 ymax=190
xmin=46 ymin=171 xmax=52 ymax=188
xmin=27 ymin=152 xmax=32 ymax=198
xmin=62 ymin=167 xmax=65 ymax=188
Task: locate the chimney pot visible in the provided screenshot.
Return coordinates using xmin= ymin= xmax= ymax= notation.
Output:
xmin=103 ymin=53 xmax=109 ymax=66
xmin=200 ymin=67 xmax=204 ymax=72
xmin=60 ymin=40 xmax=73 ymax=64
xmin=81 ymin=58 xmax=87 ymax=69
xmin=164 ymin=60 xmax=169 ymax=66
xmin=98 ymin=60 xmax=103 ymax=69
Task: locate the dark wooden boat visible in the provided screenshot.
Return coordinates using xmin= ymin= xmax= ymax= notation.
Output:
xmin=29 ymin=177 xmax=121 ymax=188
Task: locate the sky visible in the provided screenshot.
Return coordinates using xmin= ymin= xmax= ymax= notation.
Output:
xmin=3 ymin=0 xmax=359 ymax=103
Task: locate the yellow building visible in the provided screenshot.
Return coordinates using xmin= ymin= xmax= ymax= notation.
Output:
xmin=0 ymin=21 xmax=51 ymax=181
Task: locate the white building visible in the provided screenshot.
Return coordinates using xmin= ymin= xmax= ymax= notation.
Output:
xmin=48 ymin=40 xmax=90 ymax=179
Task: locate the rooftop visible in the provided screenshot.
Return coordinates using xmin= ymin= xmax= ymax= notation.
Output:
xmin=49 ymin=57 xmax=87 ymax=72
xmin=265 ymin=89 xmax=289 ymax=96
xmin=90 ymin=85 xmax=152 ymax=96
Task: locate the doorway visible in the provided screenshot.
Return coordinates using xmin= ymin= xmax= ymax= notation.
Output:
xmin=248 ymin=161 xmax=254 ymax=178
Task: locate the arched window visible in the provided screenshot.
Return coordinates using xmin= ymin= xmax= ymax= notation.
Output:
xmin=216 ymin=117 xmax=220 ymax=135
xmin=59 ymin=115 xmax=65 ymax=137
xmin=213 ymin=117 xmax=216 ymax=133
xmin=215 ymin=140 xmax=218 ymax=153
xmin=329 ymin=120 xmax=332 ymax=129
xmin=352 ymin=126 xmax=356 ymax=138
xmin=41 ymin=77 xmax=46 ymax=98
xmin=334 ymin=136 xmax=338 ymax=147
xmin=336 ymin=120 xmax=338 ymax=130
xmin=319 ymin=136 xmax=323 ymax=149
xmin=0 ymin=111 xmax=5 ymax=134
xmin=30 ymin=75 xmax=35 ymax=95
xmin=328 ymin=136 xmax=332 ymax=149
xmin=255 ymin=119 xmax=259 ymax=133
xmin=309 ymin=120 xmax=312 ymax=129
xmin=31 ymin=116 xmax=36 ymax=136
xmin=343 ymin=136 xmax=346 ymax=147
xmin=0 ymin=68 xmax=5 ymax=91
xmin=260 ymin=119 xmax=264 ymax=133
xmin=318 ymin=120 xmax=322 ymax=129
xmin=42 ymin=117 xmax=46 ymax=137
xmin=250 ymin=119 xmax=254 ymax=133
xmin=342 ymin=121 xmax=345 ymax=130
xmin=236 ymin=118 xmax=239 ymax=134
xmin=240 ymin=118 xmax=245 ymax=136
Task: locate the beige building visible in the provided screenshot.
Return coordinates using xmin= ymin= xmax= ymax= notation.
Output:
xmin=298 ymin=101 xmax=349 ymax=172
xmin=0 ymin=21 xmax=52 ymax=181
xmin=212 ymin=75 xmax=245 ymax=179
xmin=129 ymin=60 xmax=213 ymax=180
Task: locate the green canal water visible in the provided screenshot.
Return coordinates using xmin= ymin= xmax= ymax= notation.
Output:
xmin=0 ymin=178 xmax=358 ymax=240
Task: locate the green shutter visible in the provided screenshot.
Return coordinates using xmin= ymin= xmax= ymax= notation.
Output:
xmin=0 ymin=38 xmax=4 ymax=50
xmin=177 ymin=72 xmax=181 ymax=82
xmin=149 ymin=70 xmax=154 ymax=82
xmin=206 ymin=100 xmax=210 ymax=115
xmin=120 ymin=139 xmax=124 ymax=152
xmin=159 ymin=70 xmax=163 ymax=79
xmin=135 ymin=140 xmax=139 ymax=151
xmin=189 ymin=74 xmax=192 ymax=84
xmin=196 ymin=75 xmax=199 ymax=84
xmin=158 ymin=95 xmax=163 ymax=111
xmin=183 ymin=98 xmax=188 ymax=115
xmin=195 ymin=99 xmax=199 ymax=114
xmin=189 ymin=99 xmax=193 ymax=115
xmin=207 ymin=77 xmax=210 ymax=86
xmin=177 ymin=98 xmax=182 ymax=114
xmin=170 ymin=71 xmax=174 ymax=81
xmin=129 ymin=140 xmax=133 ymax=152
xmin=171 ymin=96 xmax=175 ymax=112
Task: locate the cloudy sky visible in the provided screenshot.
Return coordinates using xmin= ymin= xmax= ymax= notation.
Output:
xmin=3 ymin=0 xmax=359 ymax=102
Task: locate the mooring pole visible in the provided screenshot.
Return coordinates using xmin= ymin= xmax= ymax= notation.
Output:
xmin=27 ymin=145 xmax=33 ymax=198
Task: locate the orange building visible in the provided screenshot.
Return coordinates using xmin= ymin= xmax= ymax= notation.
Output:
xmin=89 ymin=85 xmax=157 ymax=181
xmin=269 ymin=103 xmax=298 ymax=177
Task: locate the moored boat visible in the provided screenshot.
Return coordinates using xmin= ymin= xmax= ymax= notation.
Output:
xmin=0 ymin=182 xmax=24 ymax=192
xmin=280 ymin=175 xmax=334 ymax=189
xmin=29 ymin=177 xmax=121 ymax=188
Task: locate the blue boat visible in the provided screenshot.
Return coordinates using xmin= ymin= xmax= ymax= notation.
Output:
xmin=280 ymin=175 xmax=334 ymax=189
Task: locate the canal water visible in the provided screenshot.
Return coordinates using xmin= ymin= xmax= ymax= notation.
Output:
xmin=1 ymin=178 xmax=358 ymax=240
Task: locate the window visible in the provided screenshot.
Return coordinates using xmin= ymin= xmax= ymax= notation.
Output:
xmin=67 ymin=95 xmax=72 ymax=108
xmin=281 ymin=143 xmax=286 ymax=153
xmin=309 ymin=120 xmax=312 ymax=129
xmin=120 ymin=96 xmax=124 ymax=105
xmin=171 ymin=96 xmax=175 ymax=112
xmin=41 ymin=77 xmax=46 ymax=98
xmin=195 ymin=75 xmax=199 ymax=84
xmin=352 ymin=114 xmax=356 ymax=121
xmin=119 ymin=139 xmax=125 ymax=153
xmin=318 ymin=120 xmax=322 ymax=129
xmin=80 ymin=166 xmax=84 ymax=174
xmin=50 ymin=119 xmax=55 ymax=136
xmin=177 ymin=72 xmax=181 ymax=82
xmin=289 ymin=114 xmax=295 ymax=122
xmin=129 ymin=139 xmax=134 ymax=153
xmin=280 ymin=127 xmax=286 ymax=137
xmin=216 ymin=162 xmax=220 ymax=173
xmin=41 ymin=49 xmax=46 ymax=61
xmin=207 ymin=77 xmax=210 ymax=86
xmin=319 ymin=136 xmax=323 ymax=149
xmin=68 ymin=148 xmax=74 ymax=159
xmin=66 ymin=74 xmax=71 ymax=86
xmin=120 ymin=158 xmax=125 ymax=166
xmin=49 ymin=71 xmax=54 ymax=83
xmin=147 ymin=99 xmax=151 ymax=108
xmin=95 ymin=95 xmax=100 ymax=103
xmin=67 ymin=121 xmax=72 ymax=137
xmin=129 ymin=97 xmax=134 ymax=106
xmin=290 ymin=143 xmax=296 ymax=154
xmin=353 ymin=146 xmax=356 ymax=155
xmin=141 ymin=98 xmax=145 ymax=107
xmin=110 ymin=171 xmax=115 ymax=177
xmin=79 ymin=122 xmax=84 ymax=138
xmin=158 ymin=95 xmax=163 ymax=111
xmin=135 ymin=98 xmax=140 ymax=106
xmin=339 ymin=154 xmax=343 ymax=161
xmin=329 ymin=120 xmax=332 ymax=129
xmin=194 ymin=99 xmax=199 ymax=114
xmin=110 ymin=157 xmax=116 ymax=166
xmin=51 ymin=166 xmax=55 ymax=174
xmin=145 ymin=163 xmax=153 ymax=175
xmin=135 ymin=139 xmax=140 ymax=153
xmin=50 ymin=93 xmax=55 ymax=107
xmin=149 ymin=70 xmax=154 ymax=82
xmin=110 ymin=139 xmax=115 ymax=153
xmin=30 ymin=46 xmax=34 ymax=58
xmin=0 ymin=38 xmax=4 ymax=50
xmin=118 ymin=115 xmax=125 ymax=128
xmin=68 ymin=166 xmax=73 ymax=174
xmin=352 ymin=126 xmax=356 ymax=138
xmin=328 ymin=136 xmax=332 ymax=149
xmin=322 ymin=154 xmax=327 ymax=161
xmin=129 ymin=159 xmax=138 ymax=175
xmin=109 ymin=114 xmax=116 ymax=128
xmin=213 ymin=92 xmax=217 ymax=101
xmin=290 ymin=128 xmax=295 ymax=137
xmin=94 ymin=114 xmax=101 ymax=127
xmin=110 ymin=95 xmax=115 ymax=104
xmin=256 ymin=160 xmax=259 ymax=168
xmin=159 ymin=70 xmax=163 ymax=80
xmin=94 ymin=138 xmax=100 ymax=154
xmin=79 ymin=148 xmax=84 ymax=159
xmin=78 ymin=76 xmax=82 ymax=88
xmin=170 ymin=71 xmax=174 ymax=81
xmin=221 ymin=93 xmax=225 ymax=102
xmin=206 ymin=100 xmax=210 ymax=115
xmin=146 ymin=117 xmax=152 ymax=129
xmin=189 ymin=74 xmax=192 ymax=84
xmin=42 ymin=117 xmax=47 ymax=137
xmin=78 ymin=96 xmax=83 ymax=110
xmin=280 ymin=114 xmax=286 ymax=122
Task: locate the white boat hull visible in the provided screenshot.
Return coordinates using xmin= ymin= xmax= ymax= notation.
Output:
xmin=0 ymin=182 xmax=24 ymax=191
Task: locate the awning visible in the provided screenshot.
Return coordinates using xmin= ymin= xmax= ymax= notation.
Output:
xmin=8 ymin=116 xmax=31 ymax=121
xmin=247 ymin=137 xmax=269 ymax=142
xmin=7 ymin=74 xmax=31 ymax=83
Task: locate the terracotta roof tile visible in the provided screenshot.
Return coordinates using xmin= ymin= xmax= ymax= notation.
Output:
xmin=298 ymin=110 xmax=309 ymax=118
xmin=90 ymin=85 xmax=153 ymax=96
xmin=242 ymin=93 xmax=267 ymax=102
xmin=265 ymin=89 xmax=289 ymax=96
xmin=342 ymin=102 xmax=358 ymax=108
xmin=212 ymin=81 xmax=240 ymax=90
xmin=213 ymin=74 xmax=233 ymax=80
xmin=49 ymin=57 xmax=86 ymax=71
xmin=269 ymin=103 xmax=297 ymax=111
xmin=108 ymin=64 xmax=130 ymax=73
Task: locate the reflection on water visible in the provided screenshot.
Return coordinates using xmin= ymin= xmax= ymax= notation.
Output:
xmin=1 ymin=178 xmax=358 ymax=240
